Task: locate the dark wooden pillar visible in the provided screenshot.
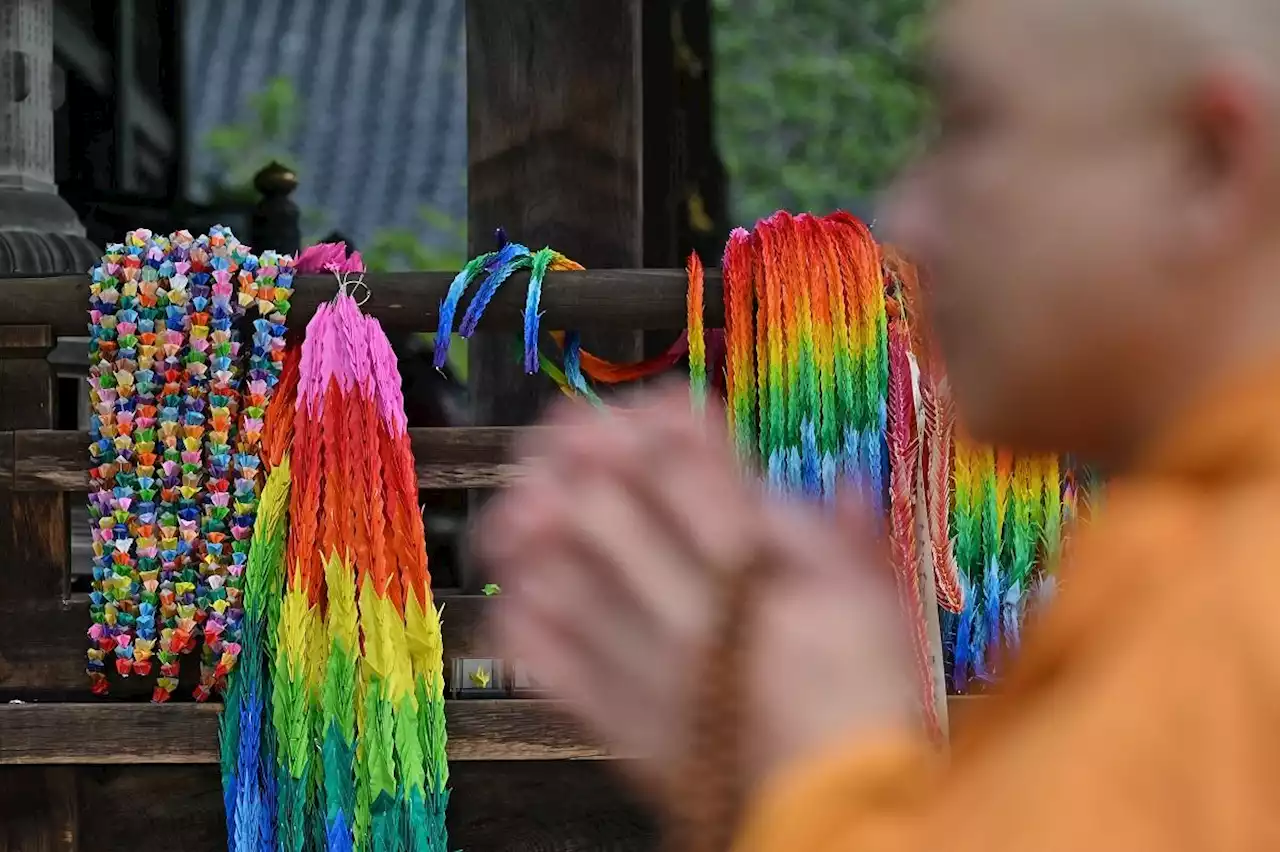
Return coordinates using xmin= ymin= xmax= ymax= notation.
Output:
xmin=642 ymin=0 xmax=726 ymax=270
xmin=0 ymin=328 xmax=78 ymax=850
xmin=643 ymin=0 xmax=728 ymax=360
xmin=464 ymin=0 xmax=649 ymax=590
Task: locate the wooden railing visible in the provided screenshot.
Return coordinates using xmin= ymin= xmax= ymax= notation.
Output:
xmin=0 ymin=269 xmax=724 ymax=337
xmin=0 ymin=269 xmax=977 ymax=769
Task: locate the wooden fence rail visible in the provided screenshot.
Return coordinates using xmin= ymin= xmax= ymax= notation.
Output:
xmin=0 ymin=594 xmax=505 ymax=701
xmin=0 ymin=264 xmax=978 ymax=757
xmin=0 ymin=701 xmax=611 ymax=764
xmin=0 ymin=267 xmax=727 ymax=772
xmin=1 ymin=269 xmax=725 ymax=336
xmin=0 ymin=427 xmax=537 ymax=491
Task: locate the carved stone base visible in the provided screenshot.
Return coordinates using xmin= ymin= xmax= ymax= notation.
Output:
xmin=0 ymin=196 xmax=100 ymax=274
xmin=0 ymin=188 xmax=87 ymax=236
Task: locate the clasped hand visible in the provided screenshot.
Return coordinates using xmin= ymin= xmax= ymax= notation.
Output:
xmin=473 ymin=385 xmax=919 ymax=803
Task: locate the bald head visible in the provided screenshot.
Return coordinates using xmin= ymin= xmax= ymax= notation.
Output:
xmin=884 ymin=0 xmax=1280 ymax=467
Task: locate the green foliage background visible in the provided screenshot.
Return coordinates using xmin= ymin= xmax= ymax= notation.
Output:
xmin=713 ymin=0 xmax=932 ymax=223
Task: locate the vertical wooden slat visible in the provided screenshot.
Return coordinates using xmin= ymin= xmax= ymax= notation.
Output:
xmin=0 ymin=325 xmax=68 ymax=602
xmin=464 ymin=0 xmax=647 ymax=591
xmin=0 ymin=767 xmax=78 ymax=852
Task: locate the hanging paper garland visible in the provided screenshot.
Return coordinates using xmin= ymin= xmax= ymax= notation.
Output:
xmin=716 ymin=212 xmax=940 ymax=739
xmin=887 ymin=250 xmax=1096 ymax=692
xmin=435 ymin=217 xmax=1098 ymax=719
xmin=220 ymin=244 xmax=448 ymax=852
xmin=443 ymin=213 xmax=938 ymax=736
xmin=87 ymin=227 xmax=293 ymax=702
xmin=432 ymin=231 xmax=697 ymax=401
xmin=719 ymin=212 xmax=889 ymax=502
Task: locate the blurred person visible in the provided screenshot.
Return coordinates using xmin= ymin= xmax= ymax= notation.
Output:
xmin=474 ymin=0 xmax=1280 ymax=848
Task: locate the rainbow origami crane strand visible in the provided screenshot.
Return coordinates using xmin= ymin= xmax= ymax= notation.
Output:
xmin=719 ymin=212 xmax=939 ymax=738
xmin=946 ymin=435 xmax=1077 ymax=690
xmin=721 ymin=211 xmax=889 ymax=501
xmin=883 ymin=251 xmax=1089 ymax=691
xmin=433 ymin=232 xmax=696 ymax=399
xmin=245 ymin=245 xmax=449 ymax=852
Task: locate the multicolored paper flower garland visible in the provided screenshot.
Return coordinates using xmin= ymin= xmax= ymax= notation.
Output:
xmin=87 ymin=227 xmax=294 ymax=701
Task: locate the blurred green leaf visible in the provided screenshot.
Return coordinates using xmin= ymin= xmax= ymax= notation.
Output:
xmin=714 ymin=0 xmax=933 ymax=223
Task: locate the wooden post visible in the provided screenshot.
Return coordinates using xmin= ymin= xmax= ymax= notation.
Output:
xmin=0 ymin=325 xmax=68 ymax=602
xmin=642 ymin=0 xmax=727 ymax=267
xmin=251 ymin=162 xmax=301 ymax=255
xmin=464 ymin=0 xmax=649 ymax=591
xmin=642 ymin=0 xmax=727 ymax=357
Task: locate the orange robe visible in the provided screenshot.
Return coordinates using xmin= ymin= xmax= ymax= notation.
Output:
xmin=735 ymin=365 xmax=1280 ymax=851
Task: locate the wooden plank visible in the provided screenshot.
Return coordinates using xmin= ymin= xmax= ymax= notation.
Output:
xmin=0 ymin=700 xmax=606 ymax=764
xmin=64 ymin=762 xmax=656 ymax=852
xmin=0 ymin=325 xmax=56 ymax=360
xmin=11 ymin=430 xmax=83 ymax=491
xmin=0 ymin=696 xmax=984 ymax=766
xmin=0 ymin=269 xmax=725 ymax=337
xmin=5 ymin=493 xmax=70 ymax=599
xmin=0 ymin=594 xmax=501 ymax=700
xmin=447 ymin=761 xmax=656 ymax=851
xmin=0 ymin=360 xmax=55 ymax=427
xmin=0 ymin=767 xmax=78 ymax=852
xmin=0 ymin=332 xmax=69 ymax=601
xmin=0 ymin=431 xmax=11 ymax=490
xmin=3 ymin=426 xmax=541 ymax=492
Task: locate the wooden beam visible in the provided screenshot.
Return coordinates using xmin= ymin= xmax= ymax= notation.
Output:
xmin=0 ymin=269 xmax=724 ymax=337
xmin=0 ymin=583 xmax=991 ymax=734
xmin=0 ymin=700 xmax=606 ymax=764
xmin=58 ymin=762 xmax=656 ymax=852
xmin=0 ymin=430 xmax=11 ymax=490
xmin=0 ymin=594 xmax=503 ymax=700
xmin=0 ymin=696 xmax=985 ymax=766
xmin=0 ymin=427 xmax=543 ymax=492
xmin=0 ymin=325 xmax=55 ymax=359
